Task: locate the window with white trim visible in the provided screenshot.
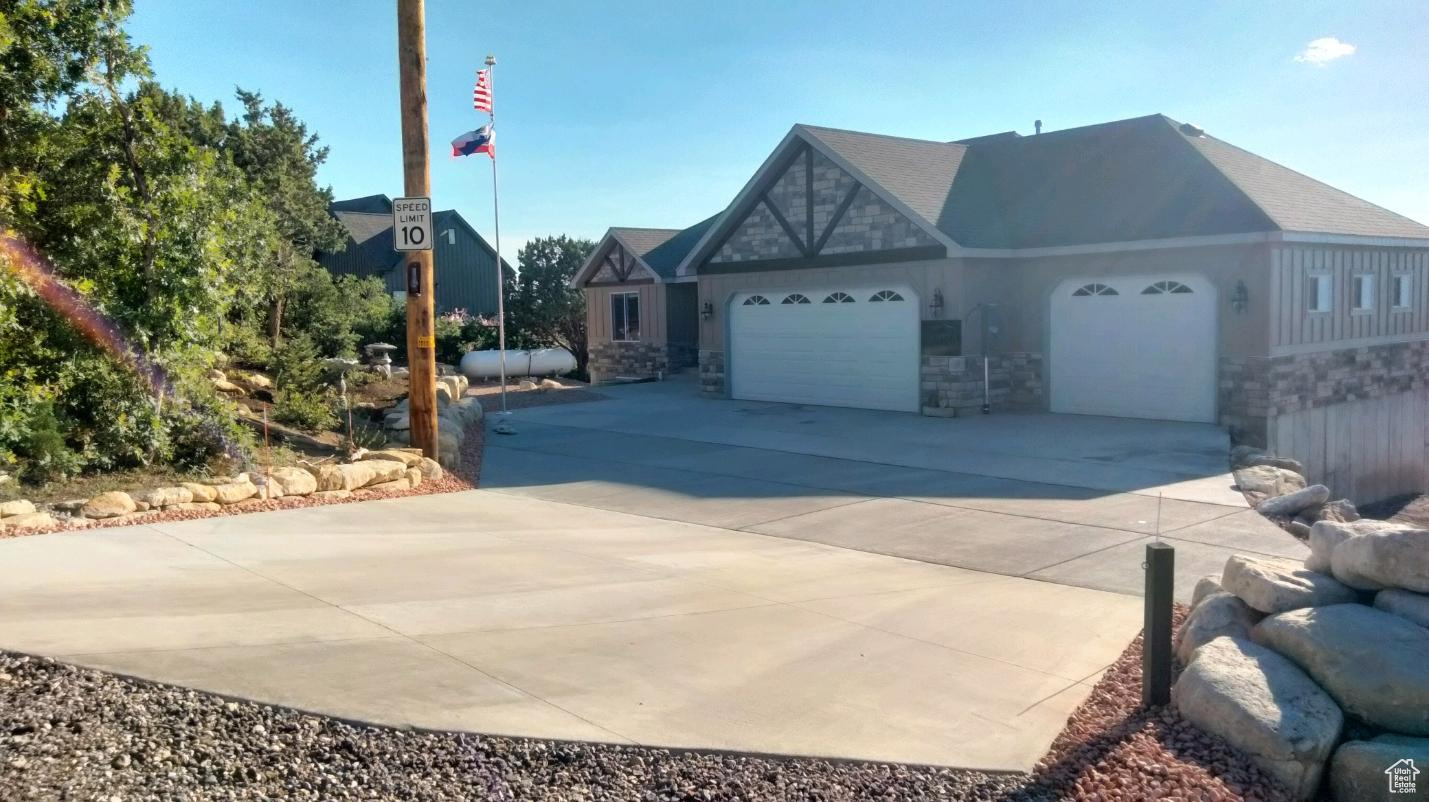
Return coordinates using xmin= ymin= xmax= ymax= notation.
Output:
xmin=1072 ymin=283 xmax=1118 ymax=297
xmin=1352 ymin=274 xmax=1375 ymax=312
xmin=611 ymin=292 xmax=640 ymax=341
xmin=780 ymin=293 xmax=811 ymax=305
xmin=1308 ymin=274 xmax=1333 ymax=313
xmin=869 ymin=290 xmax=905 ymax=302
xmin=822 ymin=292 xmax=855 ymax=304
xmin=1393 ymin=274 xmax=1413 ymax=310
xmin=742 ymin=295 xmax=771 ymax=306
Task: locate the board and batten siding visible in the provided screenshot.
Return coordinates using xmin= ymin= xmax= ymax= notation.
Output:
xmin=1271 ymin=390 xmax=1428 ymax=504
xmin=1269 ymin=245 xmax=1429 ymax=354
xmin=586 ymin=283 xmax=669 ymax=345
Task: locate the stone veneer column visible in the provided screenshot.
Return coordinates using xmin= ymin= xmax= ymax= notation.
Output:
xmin=920 ymin=353 xmax=1044 ymax=417
xmin=699 ymin=349 xmax=725 ymax=396
xmin=588 ymin=341 xmax=669 ymax=383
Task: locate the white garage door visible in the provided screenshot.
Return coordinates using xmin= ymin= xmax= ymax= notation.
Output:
xmin=1050 ymin=275 xmax=1217 ymax=423
xmin=729 ymin=286 xmax=919 ymax=412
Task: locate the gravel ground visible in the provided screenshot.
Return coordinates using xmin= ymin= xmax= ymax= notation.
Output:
xmin=0 ymin=605 xmax=1296 ymax=801
xmin=0 ymin=651 xmax=1029 ymax=802
xmin=0 ymin=421 xmax=486 ymax=542
xmin=1017 ymin=605 xmax=1292 ymax=802
xmin=468 ymin=378 xmax=607 ymax=412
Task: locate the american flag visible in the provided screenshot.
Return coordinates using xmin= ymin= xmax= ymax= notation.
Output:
xmin=473 ymin=69 xmax=492 ymax=114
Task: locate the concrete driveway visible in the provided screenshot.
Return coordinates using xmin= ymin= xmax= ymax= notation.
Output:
xmin=0 ymin=378 xmax=1302 ymax=772
xmin=485 ymin=377 xmax=1304 ymax=600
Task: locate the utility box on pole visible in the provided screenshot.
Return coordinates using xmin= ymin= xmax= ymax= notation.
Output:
xmin=395 ymin=0 xmax=439 ymax=459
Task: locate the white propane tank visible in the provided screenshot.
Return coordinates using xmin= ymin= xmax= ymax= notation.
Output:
xmin=460 ymin=347 xmax=576 ymax=380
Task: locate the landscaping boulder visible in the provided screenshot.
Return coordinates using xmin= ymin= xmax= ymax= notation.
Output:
xmin=418 ymin=457 xmax=443 ymax=482
xmin=3 ymin=512 xmax=56 ymax=529
xmin=1330 ymin=734 xmax=1429 ymax=802
xmin=135 ymin=486 xmax=193 ymax=508
xmin=1375 ymin=588 xmax=1429 ymax=629
xmin=1175 ymin=592 xmax=1262 ymax=665
xmin=1244 ymin=454 xmax=1306 ymax=474
xmin=1172 ymin=636 xmax=1342 ymax=800
xmin=1230 ymin=444 xmax=1266 ymax=469
xmin=81 ymin=491 xmax=136 ymax=520
xmin=210 ymin=482 xmax=257 ymax=505
xmin=1257 ymin=484 xmax=1332 ymax=518
xmin=267 ymin=466 xmax=317 ymax=497
xmin=366 ymin=477 xmax=411 ymax=493
xmin=1222 ymin=554 xmax=1358 ymax=614
xmin=404 ymin=467 xmax=422 ymax=488
xmin=1332 ymin=527 xmax=1429 ymax=593
xmin=540 ymin=378 xmax=561 ymax=390
xmin=1253 ymin=604 xmax=1429 ymax=735
xmin=361 ymin=449 xmax=422 ymax=468
xmin=311 ymin=489 xmax=352 ymax=500
xmin=1320 ymin=499 xmax=1360 ymax=523
xmin=169 ymin=502 xmax=222 ymax=512
xmin=362 ymin=459 xmax=408 ymax=485
xmin=1286 ymin=519 xmax=1312 ymax=539
xmin=305 ymin=465 xmax=345 ymax=492
xmin=0 ymin=499 xmax=36 ymax=518
xmin=434 ymin=383 xmax=453 ymax=405
xmin=211 ymin=378 xmax=245 ymax=395
xmin=181 ymin=482 xmax=219 ymax=503
xmin=518 ymin=379 xmax=537 ymax=391
xmin=334 ymin=462 xmax=377 ymax=491
xmin=1306 ymin=519 xmax=1409 ymax=574
xmin=1234 ymin=464 xmax=1307 ymax=504
xmin=1191 ymin=574 xmax=1223 ymax=609
xmin=384 ymin=412 xmax=410 ymax=431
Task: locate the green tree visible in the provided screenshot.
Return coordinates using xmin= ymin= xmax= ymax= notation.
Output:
xmin=222 ymin=89 xmax=347 ymax=348
xmin=509 ymin=235 xmax=594 ymax=375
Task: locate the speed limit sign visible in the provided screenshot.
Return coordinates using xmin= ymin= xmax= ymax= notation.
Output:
xmin=392 ymin=196 xmax=433 ymax=251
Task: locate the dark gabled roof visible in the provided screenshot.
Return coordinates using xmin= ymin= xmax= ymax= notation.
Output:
xmin=322 ymin=210 xmax=401 ymax=276
xmin=330 ymin=194 xmax=392 ymax=214
xmin=640 ymin=215 xmax=719 ymax=278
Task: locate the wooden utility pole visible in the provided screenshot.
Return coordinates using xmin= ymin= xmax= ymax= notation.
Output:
xmin=396 ymin=0 xmax=438 ymax=458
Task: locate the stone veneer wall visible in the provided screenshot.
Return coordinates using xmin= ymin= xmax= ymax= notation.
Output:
xmin=699 ymin=349 xmax=726 ymax=396
xmin=1220 ymin=340 xmax=1429 ymax=446
xmin=920 ymin=353 xmax=1044 ymax=417
xmin=589 ymin=341 xmax=669 ymax=383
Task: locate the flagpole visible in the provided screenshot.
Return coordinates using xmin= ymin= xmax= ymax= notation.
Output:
xmin=485 ymin=53 xmax=508 ymax=414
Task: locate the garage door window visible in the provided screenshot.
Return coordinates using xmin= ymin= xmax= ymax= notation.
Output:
xmin=1071 ymin=283 xmax=1118 ymax=296
xmin=742 ymin=295 xmax=771 ymax=306
xmin=869 ymin=290 xmax=905 ymax=302
xmin=1141 ymin=281 xmax=1193 ymax=295
xmin=780 ymin=293 xmax=811 ymax=304
xmin=611 ymin=292 xmax=640 ymax=341
xmin=823 ymin=292 xmax=855 ymax=303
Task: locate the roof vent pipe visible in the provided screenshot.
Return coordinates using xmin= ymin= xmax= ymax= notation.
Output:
xmin=1034 ymin=119 xmax=1042 ymax=135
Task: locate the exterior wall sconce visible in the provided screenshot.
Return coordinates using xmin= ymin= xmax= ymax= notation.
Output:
xmin=930 ymin=288 xmax=945 ymax=318
xmin=701 ymin=301 xmax=714 ymax=321
xmin=1230 ymin=280 xmax=1249 ymax=314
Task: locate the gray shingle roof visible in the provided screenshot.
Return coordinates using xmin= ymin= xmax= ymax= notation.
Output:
xmin=800 ymin=126 xmax=968 ymax=228
xmin=1183 ymin=131 xmax=1429 ymax=239
xmin=609 ymin=218 xmax=718 ymax=279
xmin=808 ymin=114 xmax=1429 ymax=249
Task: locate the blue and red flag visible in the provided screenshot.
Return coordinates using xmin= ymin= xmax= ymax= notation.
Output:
xmin=451 ymin=124 xmax=494 ymax=158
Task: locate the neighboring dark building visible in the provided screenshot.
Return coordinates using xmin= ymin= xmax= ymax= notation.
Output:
xmin=317 ymin=194 xmax=508 ymax=317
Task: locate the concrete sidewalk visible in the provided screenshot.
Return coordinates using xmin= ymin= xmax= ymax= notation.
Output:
xmin=0 ymin=491 xmax=1140 ymax=771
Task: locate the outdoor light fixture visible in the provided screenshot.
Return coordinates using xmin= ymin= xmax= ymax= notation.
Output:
xmin=701 ymin=301 xmax=714 ymax=321
xmin=930 ymin=288 xmax=945 ymax=317
xmin=1230 ymin=280 xmax=1249 ymax=313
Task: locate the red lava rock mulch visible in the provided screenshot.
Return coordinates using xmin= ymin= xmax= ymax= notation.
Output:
xmin=0 ymin=421 xmax=485 ymax=541
xmin=1016 ymin=604 xmax=1292 ymax=802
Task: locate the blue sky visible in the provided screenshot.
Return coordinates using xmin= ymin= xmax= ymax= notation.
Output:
xmin=128 ymin=1 xmax=1429 ymax=258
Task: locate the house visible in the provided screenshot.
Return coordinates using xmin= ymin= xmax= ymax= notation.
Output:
xmin=573 ymin=114 xmax=1429 ymax=502
xmin=317 ymin=194 xmax=509 ymax=317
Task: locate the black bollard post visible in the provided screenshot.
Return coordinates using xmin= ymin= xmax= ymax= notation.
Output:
xmin=1142 ymin=542 xmax=1175 ymax=707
